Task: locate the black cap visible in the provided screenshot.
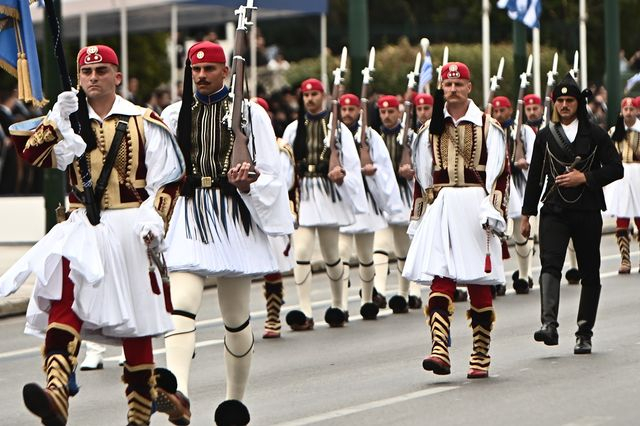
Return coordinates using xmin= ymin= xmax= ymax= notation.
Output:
xmin=552 ymin=73 xmax=581 ymax=101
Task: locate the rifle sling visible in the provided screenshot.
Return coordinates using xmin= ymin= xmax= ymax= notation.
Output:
xmin=94 ymin=116 xmax=129 ymax=204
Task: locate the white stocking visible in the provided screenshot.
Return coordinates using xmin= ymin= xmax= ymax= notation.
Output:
xmin=164 ymin=272 xmax=205 ymax=397
xmin=218 ymin=276 xmax=253 ymax=401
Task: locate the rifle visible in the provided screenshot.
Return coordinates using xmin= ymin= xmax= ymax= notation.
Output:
xmin=43 ymin=0 xmax=100 ymax=226
xmin=568 ymin=50 xmax=580 ymax=82
xmin=327 ymin=47 xmax=348 ymax=174
xmin=358 ymin=47 xmax=375 ymax=169
xmin=541 ymin=52 xmax=558 ymax=129
xmin=228 ymin=0 xmax=257 ymax=175
xmin=436 ymin=46 xmax=449 ymax=91
xmin=485 ymin=56 xmax=505 ymax=115
xmin=512 ymin=54 xmax=533 ymax=166
xmin=419 ymin=38 xmax=431 ymax=94
xmin=398 ymin=52 xmax=422 ymax=171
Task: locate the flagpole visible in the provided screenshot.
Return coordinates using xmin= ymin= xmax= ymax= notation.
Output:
xmin=42 ymin=0 xmax=100 ymax=226
xmin=579 ymin=0 xmax=588 ymax=88
xmin=482 ymin=0 xmax=491 ymax=106
xmin=532 ymin=27 xmax=541 ymax=95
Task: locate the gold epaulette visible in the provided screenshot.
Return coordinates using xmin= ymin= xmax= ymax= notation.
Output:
xmin=277 ymin=138 xmax=294 ymax=163
xmin=418 ymin=119 xmax=431 ymax=136
xmin=142 ymin=108 xmax=171 ymax=134
xmin=485 ymin=114 xmax=504 ymax=137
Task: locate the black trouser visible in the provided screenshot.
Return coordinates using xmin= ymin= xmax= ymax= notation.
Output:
xmin=538 ymin=207 xmax=602 ymax=338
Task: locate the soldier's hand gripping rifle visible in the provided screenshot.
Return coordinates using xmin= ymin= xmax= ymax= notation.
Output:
xmin=398 ymin=52 xmax=422 ymax=178
xmin=512 ymin=54 xmax=533 ymax=170
xmin=43 ymin=0 xmax=100 ymax=225
xmin=485 ymin=56 xmax=505 ymax=115
xmin=541 ymin=52 xmax=558 ymax=129
xmin=359 ymin=47 xmax=376 ymax=175
xmin=326 ymin=47 xmax=348 ymax=185
xmin=228 ymin=0 xmax=258 ymax=179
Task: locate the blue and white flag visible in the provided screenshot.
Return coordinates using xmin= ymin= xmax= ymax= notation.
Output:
xmin=418 ymin=51 xmax=433 ymax=93
xmin=0 ymin=0 xmax=46 ymax=105
xmin=497 ymin=0 xmax=542 ymax=29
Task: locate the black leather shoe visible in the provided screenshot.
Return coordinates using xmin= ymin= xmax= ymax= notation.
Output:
xmin=533 ymin=324 xmax=558 ymax=346
xmin=574 ymin=336 xmax=592 ymax=354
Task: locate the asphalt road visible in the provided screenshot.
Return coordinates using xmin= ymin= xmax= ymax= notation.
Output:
xmin=0 ymin=234 xmax=638 ymax=426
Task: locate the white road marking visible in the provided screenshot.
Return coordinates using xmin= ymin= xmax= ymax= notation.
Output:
xmin=272 ymin=386 xmax=458 ymax=426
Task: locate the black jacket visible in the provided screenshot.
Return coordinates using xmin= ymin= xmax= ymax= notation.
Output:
xmin=522 ymin=119 xmax=623 ymax=215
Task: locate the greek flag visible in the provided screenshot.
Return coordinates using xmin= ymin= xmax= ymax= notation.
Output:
xmin=497 ymin=0 xmax=542 ymax=29
xmin=0 ymin=0 xmax=46 ymax=106
xmin=418 ymin=51 xmax=433 ymax=93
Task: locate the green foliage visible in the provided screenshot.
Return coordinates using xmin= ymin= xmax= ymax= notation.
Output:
xmin=287 ymin=38 xmax=570 ymax=106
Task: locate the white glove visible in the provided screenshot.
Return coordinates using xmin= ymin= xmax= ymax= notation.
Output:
xmin=484 ymin=217 xmax=507 ymax=234
xmin=53 ymin=127 xmax=87 ymax=171
xmin=479 ymin=197 xmax=507 ymax=234
xmin=55 ymin=90 xmax=79 ymax=119
xmin=49 ymin=90 xmax=79 ymax=132
xmin=134 ymin=206 xmax=166 ymax=251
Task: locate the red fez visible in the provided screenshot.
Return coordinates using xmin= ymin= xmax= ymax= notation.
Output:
xmin=77 ymin=45 xmax=119 ymax=67
xmin=339 ymin=93 xmax=360 ymax=107
xmin=254 ymin=97 xmax=270 ymax=112
xmin=440 ymin=62 xmax=471 ymax=81
xmin=188 ymin=41 xmax=226 ymax=65
xmin=414 ymin=93 xmax=434 ymax=106
xmin=634 ymin=97 xmax=640 ymax=108
xmin=300 ymin=78 xmax=324 ymax=93
xmin=491 ymin=96 xmax=512 ymax=109
xmin=377 ymin=95 xmax=400 ymax=109
xmin=621 ymin=97 xmax=635 ymax=109
xmin=523 ymin=94 xmax=542 ymax=106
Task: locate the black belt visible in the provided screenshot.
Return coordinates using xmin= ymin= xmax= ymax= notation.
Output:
xmin=182 ymin=174 xmax=238 ymax=197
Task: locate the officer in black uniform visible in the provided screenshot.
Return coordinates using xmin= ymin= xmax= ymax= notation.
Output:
xmin=520 ymin=73 xmax=623 ymax=355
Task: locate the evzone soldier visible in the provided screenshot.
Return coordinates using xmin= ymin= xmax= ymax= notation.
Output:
xmin=524 ymin=94 xmax=543 ymax=131
xmin=404 ymin=62 xmax=509 ymax=378
xmin=526 ymin=92 xmax=581 ymax=284
xmin=0 ymin=45 xmax=184 ymax=425
xmin=410 ymin=93 xmax=468 ymax=303
xmin=253 ymin=96 xmax=296 ymax=339
xmin=521 ymin=73 xmax=623 ymax=354
xmin=282 ymin=78 xmax=367 ymax=330
xmin=160 ymin=41 xmax=293 ymax=425
xmin=607 ymin=97 xmax=640 ymax=274
xmin=373 ymin=95 xmax=424 ymax=313
xmin=491 ymin=96 xmax=537 ymax=294
xmin=414 ymin=93 xmax=434 ymax=128
xmin=338 ymin=93 xmax=404 ymax=320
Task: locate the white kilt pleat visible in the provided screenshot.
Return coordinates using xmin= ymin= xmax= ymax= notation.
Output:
xmin=297 ymin=176 xmax=355 ymax=227
xmin=340 ymin=195 xmax=387 ymax=234
xmin=165 ymin=192 xmax=279 ymax=277
xmin=385 ymin=178 xmax=413 ymax=226
xmin=403 ymin=187 xmax=505 ymax=286
xmin=508 ymin=178 xmax=527 ymax=219
xmin=0 ymin=209 xmax=174 ymax=342
xmin=268 ymin=235 xmax=294 ymax=272
xmin=604 ymin=163 xmax=640 ymax=217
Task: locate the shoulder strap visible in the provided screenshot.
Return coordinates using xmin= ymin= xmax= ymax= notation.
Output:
xmin=549 ymin=122 xmax=576 ymax=158
xmin=94 ymin=115 xmax=130 ymax=203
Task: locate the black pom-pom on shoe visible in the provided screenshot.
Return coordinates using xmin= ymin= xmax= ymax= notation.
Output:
xmin=388 ymin=295 xmax=408 ymax=314
xmin=324 ymin=307 xmax=346 ymax=327
xmin=360 ymin=302 xmax=379 ymax=320
xmin=214 ymin=400 xmax=250 ymax=426
xmin=285 ymin=310 xmax=307 ymax=327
